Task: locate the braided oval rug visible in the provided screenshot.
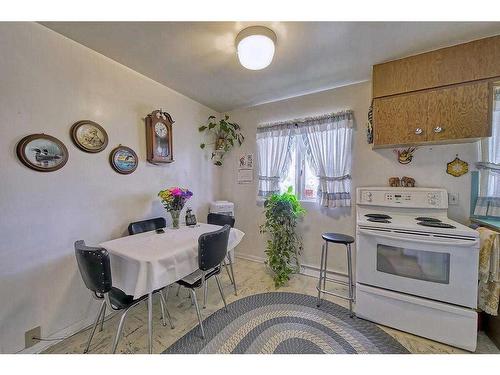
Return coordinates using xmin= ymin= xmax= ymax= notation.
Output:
xmin=163 ymin=292 xmax=409 ymax=354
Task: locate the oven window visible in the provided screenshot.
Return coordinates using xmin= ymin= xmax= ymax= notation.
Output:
xmin=376 ymin=244 xmax=450 ymax=284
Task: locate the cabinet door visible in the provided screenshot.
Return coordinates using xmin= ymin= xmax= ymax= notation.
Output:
xmin=373 ymin=93 xmax=428 ymax=147
xmin=426 ymin=81 xmax=491 ymax=142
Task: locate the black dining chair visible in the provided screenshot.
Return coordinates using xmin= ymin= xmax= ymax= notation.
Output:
xmin=128 ymin=217 xmax=166 ymax=235
xmin=74 ymin=240 xmax=173 ymax=353
xmin=207 ymin=213 xmax=237 ymax=299
xmin=173 ymin=225 xmax=231 ymax=339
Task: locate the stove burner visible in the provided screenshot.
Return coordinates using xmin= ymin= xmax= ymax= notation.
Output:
xmin=417 ymin=222 xmax=456 ymax=229
xmin=365 ymin=214 xmax=392 ymax=220
xmin=415 ymin=217 xmax=442 ymax=223
xmin=367 ymin=218 xmax=391 ymax=223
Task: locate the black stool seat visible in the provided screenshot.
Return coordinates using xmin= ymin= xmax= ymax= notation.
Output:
xmin=321 ymin=232 xmax=354 ymax=244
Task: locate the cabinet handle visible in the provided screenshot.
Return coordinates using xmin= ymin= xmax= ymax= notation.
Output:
xmin=433 ymin=126 xmax=443 ymax=133
xmin=415 ymin=128 xmax=423 ymax=135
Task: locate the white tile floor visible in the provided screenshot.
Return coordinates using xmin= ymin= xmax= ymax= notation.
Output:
xmin=43 ymin=258 xmax=499 ymax=354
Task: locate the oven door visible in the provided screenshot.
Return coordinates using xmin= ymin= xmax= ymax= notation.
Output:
xmin=356 ymin=227 xmax=479 ymax=308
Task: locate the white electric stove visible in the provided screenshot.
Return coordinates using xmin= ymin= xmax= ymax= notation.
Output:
xmin=355 ymin=187 xmax=480 ymax=351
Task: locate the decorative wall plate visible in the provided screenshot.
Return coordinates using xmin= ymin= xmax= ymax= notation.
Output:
xmin=110 ymin=145 xmax=138 ymax=174
xmin=16 ymin=133 xmax=68 ymax=172
xmin=393 ymin=147 xmax=416 ymax=164
xmin=446 ymin=155 xmax=469 ymax=177
xmin=71 ymin=120 xmax=108 ymax=153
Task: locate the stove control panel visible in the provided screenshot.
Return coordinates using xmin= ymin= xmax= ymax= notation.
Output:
xmin=357 ymin=187 xmax=448 ymax=209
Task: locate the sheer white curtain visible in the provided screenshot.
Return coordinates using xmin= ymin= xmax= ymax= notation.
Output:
xmin=478 ymin=86 xmax=500 ymax=197
xmin=300 ymin=111 xmax=354 ymax=207
xmin=256 ymin=125 xmax=293 ymax=198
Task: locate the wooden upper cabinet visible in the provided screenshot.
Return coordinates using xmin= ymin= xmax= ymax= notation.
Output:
xmin=426 ymin=81 xmax=491 ymax=142
xmin=373 ymin=80 xmax=493 ymax=148
xmin=373 ymin=35 xmax=500 ymax=98
xmin=373 ymin=93 xmax=428 ymax=147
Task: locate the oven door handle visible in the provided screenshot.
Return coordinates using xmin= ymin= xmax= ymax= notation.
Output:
xmin=357 ymin=228 xmax=478 ymax=247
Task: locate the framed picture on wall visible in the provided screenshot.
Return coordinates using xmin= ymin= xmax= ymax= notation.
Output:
xmin=16 ymin=133 xmax=69 ymax=172
xmin=70 ymin=120 xmax=109 ymax=153
xmin=109 ymin=145 xmax=138 ymax=174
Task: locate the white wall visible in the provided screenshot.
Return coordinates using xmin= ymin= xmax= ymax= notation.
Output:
xmin=0 ymin=23 xmax=220 ymax=353
xmin=221 ymin=81 xmax=479 ymax=273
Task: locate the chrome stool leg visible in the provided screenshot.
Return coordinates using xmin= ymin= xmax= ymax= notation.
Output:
xmin=316 ymin=243 xmax=326 ymax=307
xmin=346 ymin=243 xmax=354 ymax=318
xmin=227 ymin=255 xmax=237 ymax=296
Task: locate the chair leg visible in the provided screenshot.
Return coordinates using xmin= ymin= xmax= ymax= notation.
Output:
xmin=99 ymin=302 xmax=106 ymax=332
xmin=223 ymin=258 xmax=233 ymax=284
xmin=176 ymin=284 xmax=182 ymax=297
xmin=84 ymin=300 xmax=106 ymax=354
xmin=227 ymin=255 xmax=237 ymax=296
xmin=112 ymin=308 xmax=131 ymax=354
xmin=202 ymin=271 xmax=208 ymax=309
xmin=214 ymin=274 xmax=228 ymax=312
xmin=160 ymin=289 xmax=174 ymax=329
xmin=159 ymin=291 xmax=167 ymax=327
xmin=190 ymin=289 xmax=205 ymax=339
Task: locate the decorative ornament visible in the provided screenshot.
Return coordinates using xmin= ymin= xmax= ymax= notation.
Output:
xmin=393 ymin=147 xmax=416 ymax=164
xmin=446 ymin=154 xmax=469 ymax=177
xmin=401 ymin=176 xmax=416 ymax=187
xmin=388 ymin=177 xmax=401 ymax=187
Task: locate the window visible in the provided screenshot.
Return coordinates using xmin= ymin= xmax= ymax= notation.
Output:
xmin=278 ymin=137 xmax=319 ymax=201
xmin=257 ymin=110 xmax=353 ymax=207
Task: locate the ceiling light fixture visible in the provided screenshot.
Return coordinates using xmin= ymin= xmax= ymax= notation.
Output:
xmin=235 ymin=26 xmax=277 ymax=70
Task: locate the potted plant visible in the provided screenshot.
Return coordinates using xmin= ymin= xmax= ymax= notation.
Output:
xmin=260 ymin=187 xmax=306 ymax=287
xmin=199 ymin=115 xmax=245 ymax=166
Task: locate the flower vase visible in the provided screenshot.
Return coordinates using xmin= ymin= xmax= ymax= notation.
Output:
xmin=169 ymin=210 xmax=181 ymax=229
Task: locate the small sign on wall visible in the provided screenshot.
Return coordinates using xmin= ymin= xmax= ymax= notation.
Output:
xmin=238 ymin=153 xmax=254 ymax=184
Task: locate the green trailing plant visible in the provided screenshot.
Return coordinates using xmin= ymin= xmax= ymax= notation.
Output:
xmin=260 ymin=187 xmax=306 ymax=287
xmin=199 ymin=114 xmax=245 ymax=166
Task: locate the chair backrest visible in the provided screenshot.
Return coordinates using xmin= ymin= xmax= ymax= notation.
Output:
xmin=128 ymin=217 xmax=166 ymax=235
xmin=198 ymin=224 xmax=231 ymax=271
xmin=207 ymin=213 xmax=235 ymax=228
xmin=74 ymin=240 xmax=112 ymax=294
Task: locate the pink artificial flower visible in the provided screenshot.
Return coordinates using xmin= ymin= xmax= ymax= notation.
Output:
xmin=170 ymin=187 xmax=182 ymax=196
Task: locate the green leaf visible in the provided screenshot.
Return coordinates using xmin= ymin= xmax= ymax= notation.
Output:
xmin=208 ymin=115 xmax=216 ymax=120
xmin=214 ymin=160 xmax=223 ymax=166
xmin=200 ymin=143 xmax=205 ymax=149
xmin=225 ymin=114 xmax=229 ymax=120
xmin=198 ymin=125 xmax=207 ymax=132
xmin=208 ymin=122 xmax=216 ymax=130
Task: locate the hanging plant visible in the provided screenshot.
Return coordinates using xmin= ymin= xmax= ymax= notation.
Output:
xmin=199 ymin=114 xmax=245 ymax=166
xmin=260 ymin=187 xmax=306 ymax=287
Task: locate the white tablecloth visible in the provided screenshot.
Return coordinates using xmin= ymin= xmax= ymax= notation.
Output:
xmin=99 ymin=223 xmax=244 ymax=298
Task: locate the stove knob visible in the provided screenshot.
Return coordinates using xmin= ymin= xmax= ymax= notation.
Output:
xmin=429 ymin=198 xmax=436 ymax=205
xmin=366 ymin=192 xmax=372 ymax=202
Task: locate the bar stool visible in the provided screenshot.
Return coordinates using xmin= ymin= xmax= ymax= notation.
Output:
xmin=316 ymin=232 xmax=355 ymax=317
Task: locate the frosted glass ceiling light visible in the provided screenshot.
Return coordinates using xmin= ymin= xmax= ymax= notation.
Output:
xmin=236 ymin=26 xmax=277 ymax=70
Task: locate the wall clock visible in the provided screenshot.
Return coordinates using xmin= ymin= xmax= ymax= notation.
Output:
xmin=71 ymin=120 xmax=108 ymax=153
xmin=145 ymin=109 xmax=174 ymax=164
xmin=109 ymin=145 xmax=138 ymax=174
xmin=16 ymin=133 xmax=69 ymax=172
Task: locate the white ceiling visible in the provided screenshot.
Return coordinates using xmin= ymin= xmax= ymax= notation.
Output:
xmin=41 ymin=22 xmax=500 ymax=112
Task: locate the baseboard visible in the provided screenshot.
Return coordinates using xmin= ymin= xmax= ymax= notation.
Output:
xmin=17 ymin=314 xmax=98 ymax=354
xmin=235 ymin=253 xmax=350 ymax=282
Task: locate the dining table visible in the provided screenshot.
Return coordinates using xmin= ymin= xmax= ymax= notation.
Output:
xmin=99 ymin=222 xmax=245 ymax=353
